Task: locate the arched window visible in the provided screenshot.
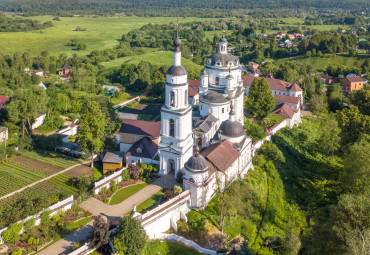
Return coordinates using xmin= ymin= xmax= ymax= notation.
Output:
xmin=216 ymin=77 xmax=220 ymax=85
xmin=184 ymin=90 xmax=187 ymax=105
xmin=169 ymin=119 xmax=174 ymax=137
xmin=170 ymin=91 xmax=175 ymax=106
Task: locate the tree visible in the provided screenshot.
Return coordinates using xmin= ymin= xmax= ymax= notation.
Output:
xmin=89 ymin=215 xmax=110 ymax=250
xmin=79 ymin=101 xmax=107 ymax=168
xmin=257 ymin=141 xmax=285 ymax=163
xmin=113 ymin=216 xmax=147 ymax=255
xmin=351 ymin=86 xmax=370 ymax=115
xmin=2 ymin=223 xmax=23 ymax=244
xmin=336 ymin=106 xmax=370 ymax=145
xmin=319 ymin=116 xmax=341 ymax=157
xmin=309 ymin=93 xmax=327 ymax=115
xmin=128 ymin=163 xmax=142 ymax=179
xmin=245 ymin=78 xmax=276 ymax=120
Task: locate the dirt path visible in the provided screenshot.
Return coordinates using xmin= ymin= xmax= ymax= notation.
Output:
xmin=0 ymin=161 xmax=89 ymax=201
xmin=37 ymin=176 xmax=176 ymax=255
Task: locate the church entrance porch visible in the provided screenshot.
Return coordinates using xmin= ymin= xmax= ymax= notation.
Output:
xmin=168 ymin=159 xmax=175 ymax=174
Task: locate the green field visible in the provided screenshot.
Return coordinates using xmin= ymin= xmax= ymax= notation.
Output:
xmin=0 ymin=16 xmax=215 ymax=56
xmin=274 ymin=54 xmax=368 ymax=72
xmin=136 ymin=190 xmax=163 ymax=213
xmin=109 ymin=183 xmax=148 ymax=205
xmin=143 ymin=240 xmax=202 ymax=255
xmin=22 ymin=150 xmax=83 ymax=168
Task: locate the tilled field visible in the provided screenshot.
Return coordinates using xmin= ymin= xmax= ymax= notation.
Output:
xmin=10 ymin=155 xmax=63 ymax=176
xmin=65 ymin=164 xmax=93 ymax=178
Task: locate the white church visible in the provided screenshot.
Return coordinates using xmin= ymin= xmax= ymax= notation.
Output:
xmin=158 ymin=34 xmax=253 ymax=209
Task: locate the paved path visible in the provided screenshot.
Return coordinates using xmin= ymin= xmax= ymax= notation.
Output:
xmin=38 ymin=175 xmax=176 ymax=255
xmin=0 ymin=161 xmax=89 ymax=201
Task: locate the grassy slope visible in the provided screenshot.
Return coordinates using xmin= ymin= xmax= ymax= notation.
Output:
xmin=0 ymin=16 xmax=215 ymax=56
xmin=143 ymin=240 xmax=202 ymax=255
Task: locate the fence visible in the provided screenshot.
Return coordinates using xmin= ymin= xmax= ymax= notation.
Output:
xmin=93 ymin=168 xmax=125 ymax=194
xmin=0 ymin=195 xmax=74 ymax=243
xmin=68 ymin=243 xmax=96 ymax=255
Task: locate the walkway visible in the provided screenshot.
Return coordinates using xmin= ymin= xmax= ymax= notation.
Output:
xmin=37 ymin=175 xmax=176 ymax=255
xmin=0 ymin=161 xmax=89 ymax=201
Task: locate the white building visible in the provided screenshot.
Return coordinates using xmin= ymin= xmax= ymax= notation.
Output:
xmin=31 ymin=113 xmax=46 ymax=130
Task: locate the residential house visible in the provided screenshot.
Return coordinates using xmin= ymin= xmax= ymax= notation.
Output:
xmin=102 ymin=151 xmax=125 ymax=174
xmin=288 ymin=34 xmax=295 ymax=40
xmin=320 ymin=74 xmax=334 ymax=85
xmin=125 ymin=137 xmax=159 ymax=165
xmin=274 ymin=94 xmax=301 ymax=110
xmin=38 ymin=82 xmax=47 ymax=90
xmin=57 ymin=65 xmax=72 ymax=76
xmin=118 ymin=119 xmax=161 ymax=153
xmin=295 ymin=33 xmax=304 ymax=39
xmin=270 ymin=103 xmax=301 ymax=129
xmin=31 ymin=113 xmax=46 ymax=130
xmin=0 ymin=96 xmax=8 ymax=109
xmin=34 ymin=70 xmax=44 ymax=77
xmin=243 ymin=76 xmax=303 ymax=104
xmin=248 ymin=61 xmax=260 ymax=71
xmin=56 ymin=119 xmax=79 ymax=142
xmin=0 ymin=127 xmax=8 ymax=143
xmin=342 ymin=76 xmax=364 ymax=93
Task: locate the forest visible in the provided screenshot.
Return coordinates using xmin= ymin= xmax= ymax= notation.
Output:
xmin=0 ymin=13 xmax=52 ymax=31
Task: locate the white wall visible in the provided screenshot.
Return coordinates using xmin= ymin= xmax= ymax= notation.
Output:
xmin=94 ymin=168 xmax=125 ymax=194
xmin=32 ymin=114 xmax=46 ymax=130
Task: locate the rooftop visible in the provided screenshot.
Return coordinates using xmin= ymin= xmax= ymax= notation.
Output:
xmin=119 ymin=119 xmax=161 ymax=137
xmin=201 ymin=140 xmax=240 ymax=172
xmin=103 ymin=151 xmax=125 ymax=164
xmin=274 ymin=94 xmax=300 ymax=105
xmin=126 ymin=137 xmax=158 ymax=159
xmin=345 ymin=76 xmax=364 ymax=83
xmin=242 ymin=76 xmax=303 ymax=92
xmin=270 ymin=103 xmax=297 ymax=119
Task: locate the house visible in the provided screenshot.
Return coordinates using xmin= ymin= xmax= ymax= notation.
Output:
xmin=0 ymin=127 xmax=8 ymax=143
xmin=342 ymin=76 xmax=364 ymax=93
xmin=57 ymin=65 xmax=72 ymax=76
xmin=295 ymin=33 xmax=304 ymax=39
xmin=242 ymin=76 xmax=303 ymax=104
xmin=118 ymin=119 xmax=161 ymax=153
xmin=248 ymin=61 xmax=259 ymax=72
xmin=125 ymin=137 xmax=159 ymax=165
xmin=34 ymin=70 xmax=44 ymax=77
xmin=102 ymin=85 xmax=120 ymax=93
xmin=270 ymin=103 xmax=301 ymax=128
xmin=337 ymin=28 xmax=347 ymax=34
xmin=102 ymin=151 xmax=125 ymax=174
xmin=56 ymin=119 xmax=79 ymax=138
xmin=320 ymin=74 xmax=334 ymax=85
xmin=38 ymin=82 xmax=47 ymax=90
xmin=31 ymin=113 xmax=46 ymax=130
xmin=274 ymin=94 xmax=301 ymax=110
xmin=288 ymin=34 xmax=295 ymax=40
xmin=0 ymin=96 xmax=8 ymax=109
xmin=188 ymin=86 xmax=199 ymax=106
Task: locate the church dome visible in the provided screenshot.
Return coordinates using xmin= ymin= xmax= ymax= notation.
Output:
xmin=202 ymin=93 xmax=228 ymax=103
xmin=185 ymin=147 xmax=209 ymax=172
xmin=208 ymin=53 xmax=239 ymax=67
xmin=220 ymin=120 xmax=245 ymax=138
xmin=173 ymin=37 xmax=181 ymax=47
xmin=219 ymin=35 xmax=228 ymax=43
xmin=167 ymin=65 xmax=187 ymax=76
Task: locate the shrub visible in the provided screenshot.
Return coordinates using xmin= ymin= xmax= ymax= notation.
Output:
xmin=128 ymin=164 xmax=142 ymax=179
xmin=11 ymin=249 xmax=22 ymax=255
xmin=187 ymin=211 xmax=206 ymax=230
xmin=104 ymin=199 xmax=110 ymax=204
xmin=2 ymin=223 xmax=23 ymax=244
xmin=122 ymin=169 xmax=130 ymax=181
xmin=40 ymin=210 xmax=51 ymax=225
xmin=173 ymin=185 xmax=182 ymax=195
xmin=27 ymin=237 xmax=35 ymax=245
xmin=52 ymin=214 xmax=60 ymax=222
xmin=110 ymin=180 xmax=118 ymax=192
xmin=148 ymin=165 xmax=153 ymax=172
xmin=24 ymin=218 xmax=36 ymax=233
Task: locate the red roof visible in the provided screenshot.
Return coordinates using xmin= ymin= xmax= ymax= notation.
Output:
xmin=188 ymin=79 xmax=201 ymax=87
xmin=0 ymin=96 xmax=7 ymax=103
xmin=188 ymin=86 xmax=198 ymax=97
xmin=34 ymin=70 xmax=43 ymax=73
xmin=274 ymin=94 xmax=300 ymax=104
xmin=119 ymin=119 xmax=161 ymax=138
xmin=201 ymin=140 xmax=240 ymax=172
xmin=270 ymin=103 xmax=297 ymax=119
xmin=242 ymin=76 xmax=302 ymax=92
xmin=264 ymin=127 xmax=271 ymax=136
xmin=345 ymin=76 xmax=363 ymax=83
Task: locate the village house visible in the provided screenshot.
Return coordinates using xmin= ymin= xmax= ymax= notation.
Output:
xmin=57 ymin=65 xmax=71 ymax=76
xmin=31 ymin=113 xmax=46 ymax=130
xmin=0 ymin=96 xmax=8 ymax=109
xmin=248 ymin=61 xmax=259 ymax=72
xmin=270 ymin=103 xmax=301 ymax=129
xmin=341 ymin=75 xmax=364 ymax=93
xmin=125 ymin=137 xmax=159 ymax=165
xmin=0 ymin=127 xmax=8 ymax=143
xmin=38 ymin=82 xmax=47 ymax=90
xmin=34 ymin=70 xmax=44 ymax=77
xmin=320 ymin=74 xmax=335 ymax=85
xmin=118 ymin=119 xmax=161 ymax=153
xmin=102 ymin=151 xmax=125 ymax=174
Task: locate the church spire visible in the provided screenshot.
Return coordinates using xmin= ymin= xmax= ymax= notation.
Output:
xmin=173 ymin=23 xmax=182 ymax=66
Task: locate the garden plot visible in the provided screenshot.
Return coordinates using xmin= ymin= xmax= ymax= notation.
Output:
xmin=65 ymin=164 xmax=93 ymax=178
xmin=22 ymin=150 xmax=83 ymax=168
xmin=10 ymin=155 xmax=63 ymax=175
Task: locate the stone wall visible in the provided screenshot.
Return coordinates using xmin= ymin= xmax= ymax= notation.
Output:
xmin=94 ymin=168 xmax=125 ymax=194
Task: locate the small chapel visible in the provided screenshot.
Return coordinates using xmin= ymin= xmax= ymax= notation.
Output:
xmin=158 ymin=33 xmax=253 ymax=209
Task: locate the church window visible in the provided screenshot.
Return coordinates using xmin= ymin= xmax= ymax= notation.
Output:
xmin=222 ymin=108 xmax=224 ymax=113
xmin=185 ymin=90 xmax=187 ymax=105
xmin=170 ymin=91 xmax=175 ymax=106
xmin=216 ymin=77 xmax=220 ymax=85
xmin=169 ymin=119 xmax=175 ymax=137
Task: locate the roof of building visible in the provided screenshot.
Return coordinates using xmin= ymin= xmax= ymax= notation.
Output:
xmin=220 ymin=119 xmax=245 ymax=138
xmin=126 ymin=137 xmax=158 ymax=159
xmin=188 ymin=79 xmax=201 ymax=87
xmin=0 ymin=96 xmax=8 ymax=103
xmin=102 ymin=151 xmax=125 ymax=164
xmin=185 ymin=146 xmax=209 ymax=173
xmin=62 ymin=65 xmax=71 ymax=69
xmin=119 ymin=119 xmax=161 ymax=137
xmin=242 ymin=76 xmax=303 ymax=92
xmin=0 ymin=127 xmax=8 ymax=132
xmin=208 ymin=53 xmax=239 ymax=67
xmin=201 ymin=140 xmax=240 ymax=172
xmin=345 ymin=76 xmax=364 ymax=83
xmin=201 ymin=92 xmax=229 ymax=104
xmin=34 ymin=69 xmax=43 ymax=73
xmin=167 ymin=65 xmax=187 ymax=76
xmin=274 ymin=94 xmax=300 ymax=105
xmin=192 ymin=114 xmax=218 ymax=133
xmin=219 ymin=35 xmax=228 ymax=43
xmin=270 ymin=103 xmax=297 ymax=119
xmin=188 ymin=86 xmax=198 ymax=97
xmin=320 ymin=74 xmax=333 ymax=80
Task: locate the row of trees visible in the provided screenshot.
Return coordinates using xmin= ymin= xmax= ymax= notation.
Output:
xmin=0 ymin=14 xmax=53 ymax=32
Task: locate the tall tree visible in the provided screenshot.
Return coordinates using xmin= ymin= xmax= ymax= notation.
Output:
xmin=79 ymin=101 xmax=107 ymax=168
xmin=319 ymin=116 xmax=341 ymax=157
xmin=113 ymin=216 xmax=147 ymax=255
xmin=89 ymin=215 xmax=110 ymax=251
xmin=309 ymin=93 xmax=328 ymax=116
xmin=245 ymin=78 xmax=276 ymax=120
xmin=351 ymin=86 xmax=370 ymax=116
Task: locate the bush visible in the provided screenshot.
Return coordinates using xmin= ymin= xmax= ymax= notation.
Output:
xmin=11 ymin=249 xmax=22 ymax=255
xmin=52 ymin=214 xmax=60 ymax=222
xmin=40 ymin=210 xmax=51 ymax=225
xmin=110 ymin=180 xmax=118 ymax=192
xmin=2 ymin=223 xmax=23 ymax=244
xmin=173 ymin=185 xmax=182 ymax=195
xmin=24 ymin=218 xmax=35 ymax=233
xmin=104 ymin=199 xmax=110 ymax=204
xmin=128 ymin=164 xmax=142 ymax=179
xmin=122 ymin=169 xmax=130 ymax=181
xmin=187 ymin=211 xmax=206 ymax=230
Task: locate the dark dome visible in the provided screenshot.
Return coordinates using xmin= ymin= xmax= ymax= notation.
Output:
xmin=219 ymin=35 xmax=228 ymax=43
xmin=208 ymin=53 xmax=239 ymax=67
xmin=220 ymin=120 xmax=245 ymax=138
xmin=185 ymin=151 xmax=209 ymax=172
xmin=202 ymin=93 xmax=228 ymax=104
xmin=167 ymin=65 xmax=187 ymax=76
xmin=173 ymin=37 xmax=181 ymax=47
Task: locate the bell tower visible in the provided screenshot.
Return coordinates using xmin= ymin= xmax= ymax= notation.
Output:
xmin=159 ymin=32 xmax=193 ymax=177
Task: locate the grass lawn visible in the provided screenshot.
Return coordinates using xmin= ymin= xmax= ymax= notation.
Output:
xmin=99 ymin=51 xmax=203 ymax=75
xmin=109 ymin=183 xmax=148 ymax=205
xmin=0 ymin=16 xmax=217 ymax=57
xmin=136 ymin=190 xmax=164 ymax=213
xmin=143 ymin=240 xmax=202 ymax=255
xmin=108 ymin=92 xmax=133 ymax=105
